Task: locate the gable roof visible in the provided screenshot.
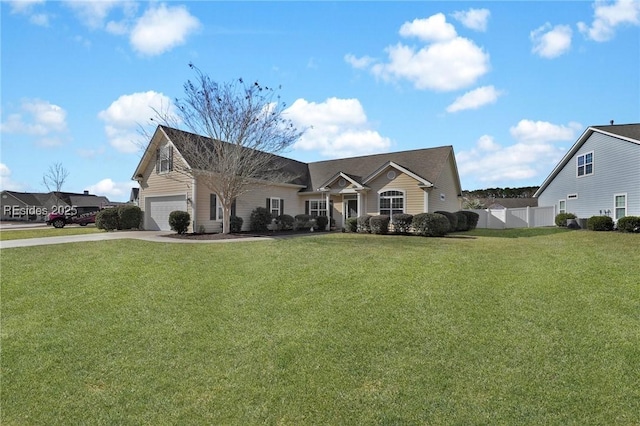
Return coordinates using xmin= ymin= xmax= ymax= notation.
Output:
xmin=534 ymin=123 xmax=640 ymax=197
xmin=134 ymin=126 xmax=461 ymax=196
xmin=306 ymin=145 xmax=458 ymax=193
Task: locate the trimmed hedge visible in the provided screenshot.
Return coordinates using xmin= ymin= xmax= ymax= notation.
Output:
xmin=370 ymin=215 xmax=390 ymax=235
xmin=435 ymin=211 xmax=458 ymax=232
xmin=168 ymin=210 xmax=190 ymax=234
xmin=249 ymin=207 xmax=272 ymax=232
xmin=555 ymin=212 xmax=577 ymax=227
xmin=458 ymin=210 xmax=480 ymax=230
xmin=391 ymin=213 xmax=413 ymax=234
xmin=412 ymin=213 xmax=450 ymax=237
xmin=276 ymin=214 xmax=294 ymax=231
xmin=357 ymin=215 xmax=372 ymax=233
xmin=95 ymin=208 xmax=119 ymax=231
xmin=587 ymin=215 xmax=614 ymax=231
xmin=616 ymin=216 xmax=640 ymax=233
xmin=230 ymin=215 xmax=243 ymax=233
xmin=454 ymin=211 xmax=469 ymax=232
xmin=345 ymin=217 xmax=358 ymax=232
xmin=314 ymin=215 xmax=329 ymax=231
xmin=117 ymin=205 xmax=143 ymax=230
xmin=293 ymin=214 xmax=314 ymax=231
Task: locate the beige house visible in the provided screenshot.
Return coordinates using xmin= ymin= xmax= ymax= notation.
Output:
xmin=132 ymin=125 xmax=463 ymax=232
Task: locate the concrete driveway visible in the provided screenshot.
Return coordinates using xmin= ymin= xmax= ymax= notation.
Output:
xmin=0 ymin=230 xmax=269 ymax=249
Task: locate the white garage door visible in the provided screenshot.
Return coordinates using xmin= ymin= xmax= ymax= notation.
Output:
xmin=146 ymin=195 xmax=187 ymax=231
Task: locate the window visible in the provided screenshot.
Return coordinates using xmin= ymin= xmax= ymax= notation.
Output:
xmin=309 ymin=200 xmax=327 ymax=217
xmin=210 ymin=194 xmax=221 ymax=220
xmin=379 ymin=190 xmax=404 ymax=216
xmin=577 ymin=152 xmax=593 ymax=177
xmin=156 ymin=145 xmax=173 ymax=174
xmin=614 ymin=194 xmax=627 ymax=221
xmin=270 ymin=197 xmax=281 ymax=217
xmin=559 ymin=200 xmax=566 ymax=214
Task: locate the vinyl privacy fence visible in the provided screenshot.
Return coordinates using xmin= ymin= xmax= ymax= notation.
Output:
xmin=465 ymin=206 xmax=555 ymax=229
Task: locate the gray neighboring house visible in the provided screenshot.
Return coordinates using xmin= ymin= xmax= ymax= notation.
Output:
xmin=1 ymin=190 xmax=111 ymax=221
xmin=534 ymin=123 xmax=640 ymax=222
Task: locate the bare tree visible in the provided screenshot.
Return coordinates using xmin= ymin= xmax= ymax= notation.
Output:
xmin=156 ymin=64 xmax=304 ymax=233
xmin=42 ymin=162 xmax=69 ymax=193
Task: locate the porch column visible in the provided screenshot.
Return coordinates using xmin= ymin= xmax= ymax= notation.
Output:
xmin=357 ymin=192 xmax=362 ymax=218
xmin=325 ymin=192 xmax=331 ymax=230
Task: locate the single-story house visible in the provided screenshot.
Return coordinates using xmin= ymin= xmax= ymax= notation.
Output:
xmin=132 ymin=125 xmax=463 ymax=232
xmin=534 ymin=123 xmax=640 ymax=221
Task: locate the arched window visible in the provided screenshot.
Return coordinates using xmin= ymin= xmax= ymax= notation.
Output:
xmin=379 ymin=190 xmax=404 ymax=216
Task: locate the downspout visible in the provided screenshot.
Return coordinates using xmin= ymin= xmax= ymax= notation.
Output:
xmin=191 ymin=177 xmax=197 ymax=233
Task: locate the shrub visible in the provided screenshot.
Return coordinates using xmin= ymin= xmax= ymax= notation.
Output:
xmin=293 ymin=214 xmax=314 ymax=231
xmin=314 ymin=215 xmax=329 ymax=231
xmin=345 ymin=217 xmax=358 ymax=232
xmin=95 ymin=208 xmax=119 ymax=231
xmin=458 ymin=210 xmax=480 ymax=230
xmin=357 ymin=215 xmax=372 ymax=233
xmin=370 ymin=215 xmax=390 ymax=235
xmin=276 ymin=214 xmax=294 ymax=231
xmin=249 ymin=207 xmax=272 ymax=232
xmin=454 ymin=211 xmax=469 ymax=232
xmin=117 ymin=205 xmax=143 ymax=230
xmin=391 ymin=213 xmax=413 ymax=234
xmin=168 ymin=210 xmax=190 ymax=234
xmin=555 ymin=212 xmax=577 ymax=227
xmin=616 ymin=216 xmax=640 ymax=233
xmin=412 ymin=213 xmax=450 ymax=237
xmin=587 ymin=215 xmax=614 ymax=231
xmin=230 ymin=215 xmax=243 ymax=233
xmin=435 ymin=211 xmax=458 ymax=232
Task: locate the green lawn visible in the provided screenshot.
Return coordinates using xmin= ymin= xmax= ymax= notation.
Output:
xmin=0 ymin=226 xmax=103 ymax=241
xmin=2 ymin=231 xmax=639 ymax=425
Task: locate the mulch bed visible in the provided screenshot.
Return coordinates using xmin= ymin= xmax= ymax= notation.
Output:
xmin=164 ymin=230 xmax=324 ymax=240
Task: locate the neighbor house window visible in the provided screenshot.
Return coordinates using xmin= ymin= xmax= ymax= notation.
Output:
xmin=309 ymin=200 xmax=327 ymax=217
xmin=559 ymin=200 xmax=566 ymax=214
xmin=577 ymin=152 xmax=593 ymax=177
xmin=156 ymin=145 xmax=173 ymax=174
xmin=614 ymin=194 xmax=627 ymax=221
xmin=379 ymin=190 xmax=404 ymax=216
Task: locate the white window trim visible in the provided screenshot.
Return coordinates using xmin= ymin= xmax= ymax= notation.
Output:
xmin=559 ymin=199 xmax=566 ymax=214
xmin=309 ymin=199 xmax=328 ymax=217
xmin=576 ymin=151 xmax=593 ymax=178
xmin=270 ymin=197 xmax=281 ymax=217
xmin=379 ymin=189 xmax=405 ymax=216
xmin=158 ymin=145 xmax=172 ymax=174
xmin=614 ymin=193 xmax=627 ymax=221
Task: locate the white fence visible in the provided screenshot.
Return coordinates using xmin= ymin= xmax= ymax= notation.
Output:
xmin=465 ymin=206 xmax=556 ymax=229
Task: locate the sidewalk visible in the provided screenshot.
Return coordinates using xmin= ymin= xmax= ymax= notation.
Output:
xmin=0 ymin=230 xmax=271 ymax=249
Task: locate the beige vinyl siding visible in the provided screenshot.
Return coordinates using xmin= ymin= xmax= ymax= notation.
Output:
xmin=367 ymin=169 xmax=426 ymax=215
xmin=194 ymin=182 xmax=221 ymax=233
xmin=139 ymin=147 xmax=192 ymax=231
xmin=230 ymin=184 xmax=303 ymax=231
xmin=429 ymin=154 xmax=461 ymax=213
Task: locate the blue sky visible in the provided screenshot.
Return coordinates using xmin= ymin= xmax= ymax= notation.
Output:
xmin=1 ymin=0 xmax=639 ymax=201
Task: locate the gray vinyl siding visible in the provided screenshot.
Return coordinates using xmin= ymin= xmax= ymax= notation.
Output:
xmin=537 ymin=132 xmax=640 ymax=218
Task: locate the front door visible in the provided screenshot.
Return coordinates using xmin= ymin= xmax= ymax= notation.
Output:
xmin=346 ymin=199 xmax=358 ymax=218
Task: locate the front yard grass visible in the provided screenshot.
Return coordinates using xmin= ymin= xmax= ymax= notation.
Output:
xmin=0 ymin=226 xmax=103 ymax=241
xmin=2 ymin=231 xmax=638 ymax=424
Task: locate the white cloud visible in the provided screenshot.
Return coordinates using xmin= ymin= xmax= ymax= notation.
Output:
xmin=0 ymin=99 xmax=68 ymax=146
xmin=344 ymin=53 xmax=375 ymax=69
xmin=578 ymin=0 xmax=640 ymax=42
xmin=8 ymin=0 xmax=44 ymax=14
xmin=452 ymin=8 xmax=490 ymax=32
xmin=446 ymin=85 xmax=502 ymax=113
xmin=0 ymin=163 xmax=26 ymax=191
xmin=509 ymin=119 xmax=583 ymax=144
xmin=285 ymin=97 xmax=392 ymax=159
xmin=399 ymin=14 xmax=457 ymax=42
xmin=531 ymin=23 xmax=572 ymax=58
xmin=64 ymin=0 xmax=125 ymax=29
xmin=98 ymin=91 xmax=174 ymax=153
xmin=86 ymin=178 xmax=135 ymax=201
xmin=355 ymin=13 xmax=490 ymax=92
xmin=130 ymin=3 xmax=201 ymax=56
xmin=457 ymin=120 xmax=582 ymax=186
